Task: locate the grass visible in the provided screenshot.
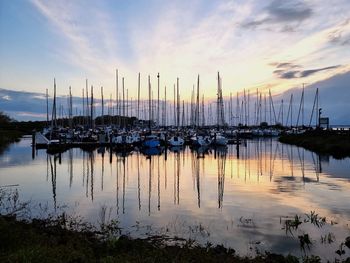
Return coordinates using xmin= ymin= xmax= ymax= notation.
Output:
xmin=279 ymin=130 xmax=350 ymax=159
xmin=1 ymin=189 xmax=350 ymax=262
xmin=0 ymin=215 xmax=305 ymax=263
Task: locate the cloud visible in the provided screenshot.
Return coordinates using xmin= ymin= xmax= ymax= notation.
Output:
xmin=241 ymin=0 xmax=312 ymax=30
xmin=1 ymin=95 xmax=11 ymax=101
xmin=273 ymin=64 xmax=341 ymax=79
xmin=267 ymin=0 xmax=312 ymax=22
xmin=30 ymin=0 xmax=123 ymax=78
xmin=327 ymin=18 xmax=350 ymax=46
xmin=14 ymin=0 xmax=348 ymax=102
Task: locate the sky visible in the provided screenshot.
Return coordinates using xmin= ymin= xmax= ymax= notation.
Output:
xmin=0 ymin=0 xmax=350 ymax=122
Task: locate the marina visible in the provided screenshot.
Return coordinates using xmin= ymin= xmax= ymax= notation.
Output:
xmin=1 ymin=1 xmax=350 ymax=261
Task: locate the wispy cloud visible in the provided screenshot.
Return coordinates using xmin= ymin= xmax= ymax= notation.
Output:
xmin=30 ymin=0 xmax=122 ymax=78
xmin=22 ymin=0 xmax=350 ymax=101
xmin=241 ymin=0 xmax=313 ymax=30
xmin=273 ymin=64 xmax=342 ymax=79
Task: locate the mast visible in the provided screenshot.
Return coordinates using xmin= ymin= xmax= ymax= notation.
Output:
xmin=190 ymin=86 xmax=194 ymax=127
xmin=138 ymin=72 xmax=140 ymax=121
xmin=196 ymin=75 xmax=200 ymax=128
xmin=201 ymin=95 xmax=205 ymax=127
xmin=122 ymin=77 xmax=125 ymax=128
xmin=176 ymin=77 xmax=180 ymax=130
xmin=148 ymin=75 xmax=151 ymax=131
xmin=236 ymin=92 xmax=239 ymax=126
xmin=296 ymin=86 xmax=304 ymax=128
xmin=269 ymin=89 xmax=277 ymax=125
xmin=69 ymin=86 xmax=73 ymax=129
xmin=309 ymin=88 xmax=319 ymax=127
xmin=291 ymin=94 xmax=293 ymax=128
xmin=164 ymin=85 xmax=167 ymax=127
xmin=301 ymin=83 xmax=305 ymax=126
xmin=230 ymin=92 xmax=232 ymax=127
xmin=51 ymin=78 xmax=57 ymax=129
xmin=46 ymin=88 xmax=49 ymax=126
xmin=182 ymin=100 xmax=185 ymax=128
xmin=217 ymin=72 xmax=220 ymax=128
xmin=82 ymin=88 xmax=85 ymax=126
xmin=116 ymin=69 xmax=118 ymax=126
xmin=247 ymin=89 xmax=250 ymax=126
xmin=157 ymin=73 xmax=160 ymax=127
xmin=90 ymin=85 xmax=94 ymax=129
xmin=85 ymin=80 xmax=89 ymax=128
xmin=281 ymin=99 xmax=284 ymax=126
xmin=172 ymin=83 xmax=176 ymax=127
xmin=244 ymin=89 xmax=246 ymax=126
xmin=101 ymin=86 xmax=104 ymax=126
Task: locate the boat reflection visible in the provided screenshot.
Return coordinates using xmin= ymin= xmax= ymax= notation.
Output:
xmin=42 ymin=138 xmax=340 ymax=218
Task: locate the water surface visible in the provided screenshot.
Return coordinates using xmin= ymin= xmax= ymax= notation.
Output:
xmin=0 ymin=137 xmax=349 ymax=259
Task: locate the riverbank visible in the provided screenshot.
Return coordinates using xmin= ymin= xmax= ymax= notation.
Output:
xmin=0 ymin=215 xmax=306 ymax=263
xmin=0 ymin=112 xmax=45 ymax=153
xmin=0 ymin=129 xmax=23 ymax=154
xmin=279 ymin=130 xmax=350 ymax=159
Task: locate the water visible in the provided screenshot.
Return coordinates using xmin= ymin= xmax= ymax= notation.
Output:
xmin=0 ymin=137 xmax=349 ymax=260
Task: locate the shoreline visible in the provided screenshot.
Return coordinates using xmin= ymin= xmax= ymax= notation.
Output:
xmin=279 ymin=130 xmax=350 ymax=159
xmin=0 ymin=215 xmax=328 ymax=263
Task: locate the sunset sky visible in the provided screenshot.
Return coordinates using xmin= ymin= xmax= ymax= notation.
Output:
xmin=1 ymin=0 xmax=350 ymax=121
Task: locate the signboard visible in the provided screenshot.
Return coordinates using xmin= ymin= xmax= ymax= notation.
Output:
xmin=319 ymin=117 xmax=329 ymax=125
xmin=319 ymin=117 xmax=329 ymax=129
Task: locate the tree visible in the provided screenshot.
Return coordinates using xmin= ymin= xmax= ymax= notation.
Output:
xmin=0 ymin=112 xmax=11 ymax=126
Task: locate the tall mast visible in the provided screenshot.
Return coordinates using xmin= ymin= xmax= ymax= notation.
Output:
xmin=164 ymin=85 xmax=167 ymax=127
xmin=86 ymin=79 xmax=89 ymax=128
xmin=230 ymin=92 xmax=232 ymax=127
xmin=148 ymin=75 xmax=151 ymax=131
xmin=157 ymin=73 xmax=160 ymax=127
xmin=138 ymin=72 xmax=140 ymax=120
xmin=301 ymin=83 xmax=305 ymax=126
xmin=281 ymin=99 xmax=284 ymax=126
xmin=256 ymin=89 xmax=259 ymax=125
xmin=196 ymin=75 xmax=200 ymax=128
xmin=309 ymin=88 xmax=319 ymax=127
xmin=291 ymin=94 xmax=293 ymax=128
xmin=116 ymin=69 xmax=118 ymax=125
xmin=316 ymin=88 xmax=319 ymax=127
xmin=46 ymin=88 xmax=49 ymax=126
xmin=176 ymin=77 xmax=180 ymax=130
xmin=243 ymin=89 xmax=246 ymax=126
xmin=236 ymin=92 xmax=239 ymax=126
xmin=122 ymin=77 xmax=125 ymax=128
xmin=51 ymin=78 xmax=57 ymax=128
xmin=217 ymin=72 xmax=220 ymax=128
xmin=247 ymin=90 xmax=250 ymax=126
xmin=296 ymin=86 xmax=304 ymax=127
xmin=109 ymin=94 xmax=112 ymax=125
xmin=82 ymin=88 xmax=84 ymax=126
xmin=69 ymin=86 xmax=73 ymax=129
xmin=201 ymin=95 xmax=205 ymax=127
xmin=91 ymin=85 xmax=94 ymax=129
xmin=182 ymin=100 xmax=185 ymax=127
xmin=190 ymin=86 xmax=194 ymax=127
xmin=173 ymin=84 xmax=176 ymax=126
xmin=101 ymin=86 xmax=104 ymax=126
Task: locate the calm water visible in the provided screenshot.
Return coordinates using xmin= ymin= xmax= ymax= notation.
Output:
xmin=1 ymin=137 xmax=349 ymax=259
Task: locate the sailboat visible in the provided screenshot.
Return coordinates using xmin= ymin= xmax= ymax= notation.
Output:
xmin=168 ymin=77 xmax=185 ymax=147
xmin=211 ymin=72 xmax=228 ymax=146
xmin=142 ymin=75 xmax=161 ymax=149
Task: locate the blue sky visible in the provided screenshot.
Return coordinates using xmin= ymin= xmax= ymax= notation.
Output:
xmin=0 ymin=0 xmax=350 ymax=122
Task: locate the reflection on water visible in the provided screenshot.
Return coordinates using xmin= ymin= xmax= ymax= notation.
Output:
xmin=0 ymin=138 xmax=349 ymax=259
